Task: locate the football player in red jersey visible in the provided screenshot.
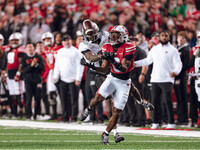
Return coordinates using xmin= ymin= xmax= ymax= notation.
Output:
xmin=6 ymin=32 xmax=26 ymax=119
xmin=80 ymin=25 xmax=138 ymax=145
xmin=42 ymin=32 xmax=63 ymax=120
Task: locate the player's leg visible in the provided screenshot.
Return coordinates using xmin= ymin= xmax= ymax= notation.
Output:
xmin=80 ymin=75 xmax=115 ymax=121
xmin=130 ymin=83 xmax=154 ymax=111
xmin=102 ymin=77 xmax=131 ymax=145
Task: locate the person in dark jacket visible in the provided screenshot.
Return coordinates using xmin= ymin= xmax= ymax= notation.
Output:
xmin=21 ymin=42 xmax=44 ymax=120
xmin=174 ymin=31 xmax=190 ymax=125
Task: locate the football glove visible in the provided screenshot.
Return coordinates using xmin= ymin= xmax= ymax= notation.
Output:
xmin=80 ymin=58 xmax=96 ymax=70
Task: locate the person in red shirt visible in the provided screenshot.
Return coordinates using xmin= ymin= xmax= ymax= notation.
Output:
xmin=6 ymin=32 xmax=25 ymax=119
xmin=42 ymin=32 xmax=58 ymax=120
xmin=36 ymin=41 xmax=50 ymax=118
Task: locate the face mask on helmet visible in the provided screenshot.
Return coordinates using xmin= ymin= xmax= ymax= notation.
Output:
xmin=85 ymin=31 xmax=98 ymax=42
xmin=109 ymin=25 xmax=129 ymax=45
xmin=44 ymin=41 xmax=52 ymax=46
xmin=109 ymin=31 xmax=121 ymax=45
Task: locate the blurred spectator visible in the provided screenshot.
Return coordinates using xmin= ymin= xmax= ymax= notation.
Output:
xmin=174 ymin=31 xmax=190 ymax=125
xmin=135 ymin=32 xmax=149 ymax=54
xmin=35 ymin=41 xmax=50 ymax=117
xmin=125 ymin=36 xmax=148 ymax=127
xmin=169 ymin=0 xmax=186 ymax=17
xmin=135 ymin=31 xmax=182 ymax=129
xmin=29 ymin=17 xmax=51 ymax=44
xmin=53 ymin=34 xmax=84 ymax=122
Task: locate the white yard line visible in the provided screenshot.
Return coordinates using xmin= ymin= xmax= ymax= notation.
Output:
xmin=0 ymin=120 xmax=200 ymax=138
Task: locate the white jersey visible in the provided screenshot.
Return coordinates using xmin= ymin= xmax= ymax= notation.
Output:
xmin=78 ymin=31 xmax=109 ymax=67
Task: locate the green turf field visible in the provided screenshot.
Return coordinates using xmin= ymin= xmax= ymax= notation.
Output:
xmin=0 ymin=126 xmax=200 ymax=149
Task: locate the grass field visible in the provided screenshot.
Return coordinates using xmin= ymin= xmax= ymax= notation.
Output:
xmin=0 ymin=126 xmax=200 ymax=149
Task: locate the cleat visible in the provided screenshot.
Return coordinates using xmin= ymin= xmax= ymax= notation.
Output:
xmin=102 ymin=132 xmax=109 ymax=145
xmin=114 ymin=133 xmax=124 ymax=143
xmin=136 ymin=100 xmax=154 ymax=111
xmin=80 ymin=108 xmax=91 ymax=121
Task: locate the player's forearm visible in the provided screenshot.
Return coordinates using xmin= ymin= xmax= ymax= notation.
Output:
xmin=96 ymin=67 xmax=109 ymax=74
xmin=84 ymin=53 xmax=100 ymax=62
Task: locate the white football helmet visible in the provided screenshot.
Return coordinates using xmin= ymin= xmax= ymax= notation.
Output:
xmin=9 ymin=32 xmax=23 ymax=48
xmin=82 ymin=19 xmax=100 ymax=42
xmin=42 ymin=32 xmax=54 ymax=46
xmin=109 ymin=25 xmax=129 ymax=45
xmin=0 ymin=34 xmax=4 ymax=46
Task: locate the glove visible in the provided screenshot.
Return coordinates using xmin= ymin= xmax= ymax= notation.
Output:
xmin=14 ymin=71 xmax=20 ymax=82
xmin=101 ymin=52 xmax=115 ymax=63
xmin=80 ymin=58 xmax=96 ymax=70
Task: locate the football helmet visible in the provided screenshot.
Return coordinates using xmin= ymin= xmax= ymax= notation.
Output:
xmin=42 ymin=32 xmax=54 ymax=46
xmin=109 ymin=25 xmax=129 ymax=45
xmin=0 ymin=34 xmax=4 ymax=46
xmin=82 ymin=19 xmax=99 ymax=42
xmin=9 ymin=32 xmax=23 ymax=48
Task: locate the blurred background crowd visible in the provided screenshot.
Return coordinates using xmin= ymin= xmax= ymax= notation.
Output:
xmin=0 ymin=0 xmax=200 ymax=128
xmin=0 ymin=0 xmax=199 ymax=45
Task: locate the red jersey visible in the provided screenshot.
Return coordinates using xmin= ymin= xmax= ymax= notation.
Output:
xmin=102 ymin=43 xmax=136 ymax=75
xmin=44 ymin=45 xmax=63 ymax=70
xmin=38 ymin=52 xmax=50 ymax=83
xmin=7 ymin=46 xmax=25 ymax=70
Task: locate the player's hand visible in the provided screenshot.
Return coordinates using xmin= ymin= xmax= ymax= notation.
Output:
xmin=31 ymin=58 xmax=38 ymax=67
xmin=138 ymin=74 xmax=145 ymax=83
xmin=170 ymin=72 xmax=177 ymax=77
xmin=80 ymin=58 xmax=96 ymax=70
xmin=102 ymin=52 xmax=115 ymax=63
xmin=75 ymin=80 xmax=81 ymax=86
xmin=80 ymin=58 xmax=87 ymax=66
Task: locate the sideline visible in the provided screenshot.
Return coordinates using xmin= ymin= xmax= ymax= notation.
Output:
xmin=0 ymin=120 xmax=200 ymax=138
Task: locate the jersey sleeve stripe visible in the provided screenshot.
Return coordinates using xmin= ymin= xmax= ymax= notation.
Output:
xmin=126 ymin=49 xmax=135 ymax=52
xmin=125 ymin=47 xmax=135 ymax=50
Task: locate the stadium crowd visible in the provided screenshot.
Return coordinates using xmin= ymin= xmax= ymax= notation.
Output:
xmin=0 ymin=0 xmax=200 ymax=129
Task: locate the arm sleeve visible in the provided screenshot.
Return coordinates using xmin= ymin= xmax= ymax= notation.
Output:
xmin=75 ymin=50 xmax=84 ymax=81
xmin=134 ymin=50 xmax=153 ymax=67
